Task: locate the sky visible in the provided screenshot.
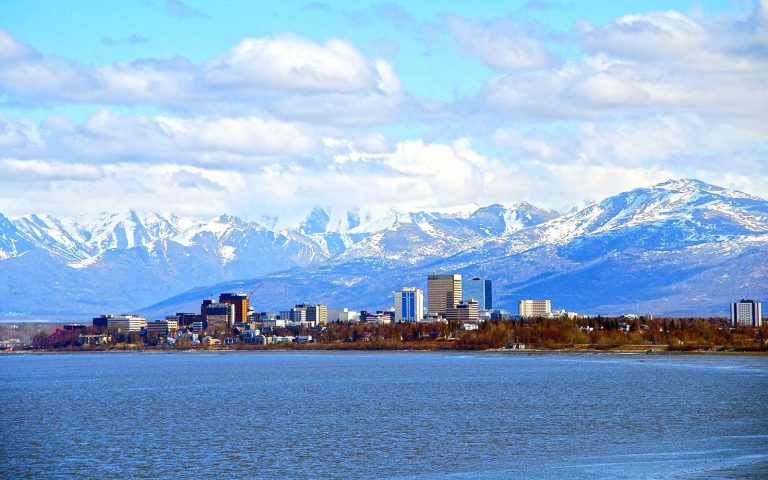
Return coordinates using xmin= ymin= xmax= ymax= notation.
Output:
xmin=0 ymin=0 xmax=766 ymax=226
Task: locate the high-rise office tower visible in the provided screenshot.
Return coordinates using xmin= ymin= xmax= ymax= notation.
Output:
xmin=394 ymin=287 xmax=424 ymax=322
xmin=427 ymin=274 xmax=462 ymax=316
xmin=730 ymin=299 xmax=762 ymax=327
xmin=219 ymin=293 xmax=249 ymax=324
xmin=463 ymin=277 xmax=493 ymax=310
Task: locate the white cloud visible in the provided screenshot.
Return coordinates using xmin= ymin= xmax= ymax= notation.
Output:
xmin=474 ymin=7 xmax=768 ymax=120
xmin=0 ymin=158 xmax=102 ymax=182
xmin=446 ymin=16 xmax=554 ymax=70
xmin=204 ymin=34 xmax=378 ymax=93
xmin=0 ymin=6 xmax=765 ymax=221
xmin=479 ymin=51 xmax=768 ymax=119
xmin=95 ymin=58 xmax=199 ymax=104
xmin=0 ymin=133 xmax=765 ymax=224
xmin=62 ymin=111 xmax=318 ymax=163
xmin=581 ymin=10 xmax=766 ymax=72
xmin=0 ymin=116 xmax=43 ymax=149
xmin=582 ymin=11 xmax=707 ymax=61
xmin=0 ymin=31 xmax=403 ymax=126
xmin=0 ymin=162 xmax=240 ymax=217
xmin=491 ymin=114 xmax=767 ymax=171
xmin=0 ymin=28 xmax=35 ymax=61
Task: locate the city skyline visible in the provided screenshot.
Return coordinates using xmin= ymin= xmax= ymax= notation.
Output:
xmin=0 ymin=0 xmax=765 ymax=225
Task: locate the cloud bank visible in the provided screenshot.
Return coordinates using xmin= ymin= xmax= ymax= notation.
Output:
xmin=0 ymin=2 xmax=765 ymax=223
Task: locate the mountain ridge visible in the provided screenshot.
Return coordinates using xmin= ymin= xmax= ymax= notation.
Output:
xmin=0 ymin=200 xmax=557 ymax=318
xmin=138 ymin=179 xmax=768 ymax=318
xmin=1 ymin=179 xmax=766 ymax=319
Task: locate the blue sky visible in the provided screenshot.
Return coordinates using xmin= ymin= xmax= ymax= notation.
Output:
xmin=0 ymin=0 xmax=765 ymax=224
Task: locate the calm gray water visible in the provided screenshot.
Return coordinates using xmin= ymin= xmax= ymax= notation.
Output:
xmin=1 ymin=352 xmax=767 ymax=479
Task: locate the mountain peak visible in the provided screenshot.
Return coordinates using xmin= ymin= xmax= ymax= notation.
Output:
xmin=652 ymin=178 xmax=761 ymax=201
xmin=299 ymin=207 xmax=332 ymax=235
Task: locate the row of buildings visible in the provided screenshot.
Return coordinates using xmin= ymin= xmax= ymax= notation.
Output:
xmin=394 ymin=275 xmax=492 ymax=323
xmin=90 ymin=280 xmax=763 ymax=337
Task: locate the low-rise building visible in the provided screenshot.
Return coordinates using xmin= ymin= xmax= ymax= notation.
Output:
xmin=272 ymin=336 xmax=295 ymax=343
xmin=92 ymin=315 xmax=113 ymax=328
xmin=490 ymin=309 xmax=512 ymax=320
xmin=63 ymin=324 xmax=87 ymax=332
xmin=77 ymin=334 xmax=111 ymax=346
xmin=259 ymin=319 xmax=287 ymax=329
xmin=241 ymin=329 xmax=262 ymax=343
xmin=363 ymin=312 xmax=392 ymax=325
xmin=146 ymin=319 xmax=179 ymax=337
xmin=447 ymin=300 xmax=479 ymax=322
xmin=327 ymin=307 xmax=359 ymax=322
xmin=203 ymin=303 xmax=236 ymax=327
xmin=107 ymin=314 xmax=147 ymax=332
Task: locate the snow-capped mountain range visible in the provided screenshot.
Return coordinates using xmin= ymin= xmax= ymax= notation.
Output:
xmin=0 ymin=200 xmax=554 ymax=319
xmin=1 ymin=179 xmax=766 ymax=319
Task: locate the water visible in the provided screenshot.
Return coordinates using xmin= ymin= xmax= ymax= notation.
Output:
xmin=1 ymin=352 xmax=767 ymax=479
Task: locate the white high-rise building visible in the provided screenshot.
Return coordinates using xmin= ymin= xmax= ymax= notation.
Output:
xmin=394 ymin=287 xmax=424 ymax=323
xmin=730 ymin=299 xmax=762 ymax=327
xmin=518 ymin=300 xmax=551 ymax=318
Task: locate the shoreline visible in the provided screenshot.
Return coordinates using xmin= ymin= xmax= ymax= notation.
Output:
xmin=5 ymin=346 xmax=768 ymax=356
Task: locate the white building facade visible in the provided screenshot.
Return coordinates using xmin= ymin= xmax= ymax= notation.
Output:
xmin=518 ymin=300 xmax=551 ymax=318
xmin=394 ymin=287 xmax=424 ymax=322
xmin=730 ymin=299 xmax=762 ymax=327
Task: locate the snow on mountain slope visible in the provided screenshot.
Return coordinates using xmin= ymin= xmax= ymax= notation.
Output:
xmin=145 ymin=179 xmax=768 ymax=318
xmin=4 ymin=178 xmax=766 ymax=319
xmin=294 ymin=203 xmax=493 ymax=235
xmin=332 ymin=202 xmax=560 ymax=266
xmin=12 ymin=211 xmax=186 ymax=266
xmin=0 ymin=214 xmax=32 ymax=260
xmin=476 ymin=179 xmax=768 ymax=257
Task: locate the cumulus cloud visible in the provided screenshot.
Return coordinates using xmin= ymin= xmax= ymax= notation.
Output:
xmin=581 ymin=10 xmax=766 ymax=72
xmin=0 ymin=28 xmax=35 ymax=61
xmin=0 ymin=5 xmax=765 ymax=220
xmin=492 ymin=114 xmax=766 ymax=167
xmin=56 ymin=111 xmax=319 ymax=164
xmin=0 ymin=116 xmax=43 ymax=149
xmin=0 ymin=163 xmax=240 ymax=217
xmin=0 ymin=140 xmax=510 ymax=219
xmin=204 ymin=35 xmax=378 ymax=93
xmin=446 ymin=15 xmax=555 ymax=70
xmin=478 ymin=51 xmax=768 ymax=119
xmin=0 ymin=158 xmax=103 ymax=182
xmin=0 ymin=30 xmax=403 ymax=126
